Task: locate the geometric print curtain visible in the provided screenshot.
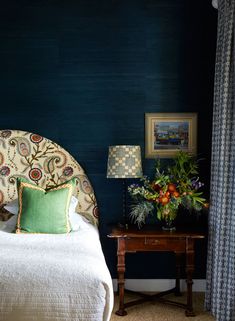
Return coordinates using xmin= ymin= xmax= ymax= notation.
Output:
xmin=205 ymin=1 xmax=235 ymax=321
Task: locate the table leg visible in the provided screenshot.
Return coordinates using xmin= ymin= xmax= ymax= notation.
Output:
xmin=116 ymin=238 xmax=127 ymax=316
xmin=185 ymin=237 xmax=195 ymax=317
xmin=175 ymin=252 xmax=183 ymax=296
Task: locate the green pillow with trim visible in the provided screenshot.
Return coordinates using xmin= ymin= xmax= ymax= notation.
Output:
xmin=16 ymin=177 xmax=77 ymax=234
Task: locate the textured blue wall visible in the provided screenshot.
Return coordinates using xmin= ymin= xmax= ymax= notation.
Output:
xmin=0 ymin=0 xmax=217 ymax=278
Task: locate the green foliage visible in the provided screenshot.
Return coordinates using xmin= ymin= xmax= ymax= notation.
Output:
xmin=128 ymin=151 xmax=208 ymax=227
xmin=129 ymin=201 xmax=154 ymax=228
xmin=168 ymin=151 xmax=199 ymax=193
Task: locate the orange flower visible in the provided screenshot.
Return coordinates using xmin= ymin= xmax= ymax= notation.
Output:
xmin=165 ymin=191 xmax=171 ymax=198
xmin=173 ymin=191 xmax=180 ymax=198
xmin=159 ymin=196 xmax=170 ymax=205
xmin=168 ymin=183 xmax=176 ymax=193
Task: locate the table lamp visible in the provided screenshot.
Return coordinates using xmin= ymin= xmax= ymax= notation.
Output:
xmin=107 ymin=145 xmax=143 ymax=227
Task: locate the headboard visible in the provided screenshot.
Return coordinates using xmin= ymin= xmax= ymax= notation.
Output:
xmin=0 ymin=130 xmax=98 ymax=226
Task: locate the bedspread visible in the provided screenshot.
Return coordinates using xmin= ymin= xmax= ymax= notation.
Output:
xmin=0 ymin=223 xmax=113 ymax=321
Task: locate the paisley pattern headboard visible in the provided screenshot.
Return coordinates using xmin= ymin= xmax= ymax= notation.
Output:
xmin=0 ymin=130 xmax=98 ymax=226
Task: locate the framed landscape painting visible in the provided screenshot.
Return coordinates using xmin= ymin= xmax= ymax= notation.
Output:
xmin=145 ymin=113 xmax=197 ymax=158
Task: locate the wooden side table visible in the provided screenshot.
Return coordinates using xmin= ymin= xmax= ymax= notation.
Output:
xmin=108 ymin=226 xmax=205 ymax=317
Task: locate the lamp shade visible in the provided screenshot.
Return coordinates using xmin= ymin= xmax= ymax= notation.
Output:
xmin=107 ymin=145 xmax=143 ymax=178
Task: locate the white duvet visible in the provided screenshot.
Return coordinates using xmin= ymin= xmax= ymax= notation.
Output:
xmin=0 ymin=222 xmax=113 ymax=321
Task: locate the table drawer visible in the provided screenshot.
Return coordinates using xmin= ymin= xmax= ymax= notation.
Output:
xmin=125 ymin=237 xmax=185 ymax=252
xmin=144 ymin=237 xmax=167 ymax=246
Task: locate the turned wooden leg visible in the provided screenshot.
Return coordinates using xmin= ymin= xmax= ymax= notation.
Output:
xmin=116 ymin=238 xmax=127 ymax=316
xmin=185 ymin=237 xmax=195 ymax=317
xmin=175 ymin=252 xmax=183 ymax=296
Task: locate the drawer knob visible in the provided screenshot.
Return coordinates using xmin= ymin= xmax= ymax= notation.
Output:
xmin=145 ymin=238 xmax=160 ymax=245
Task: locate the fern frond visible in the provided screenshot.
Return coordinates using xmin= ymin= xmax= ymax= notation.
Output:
xmin=129 ymin=201 xmax=154 ymax=228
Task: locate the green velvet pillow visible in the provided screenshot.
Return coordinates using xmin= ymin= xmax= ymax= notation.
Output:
xmin=16 ymin=177 xmax=77 ymax=234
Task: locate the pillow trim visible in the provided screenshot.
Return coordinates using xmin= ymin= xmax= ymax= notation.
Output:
xmin=16 ymin=182 xmax=73 ymax=234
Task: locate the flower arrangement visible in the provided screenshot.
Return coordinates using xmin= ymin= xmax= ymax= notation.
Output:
xmin=128 ymin=151 xmax=208 ymax=228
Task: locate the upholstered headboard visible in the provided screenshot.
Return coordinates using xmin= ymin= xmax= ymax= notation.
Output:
xmin=0 ymin=130 xmax=98 ymax=225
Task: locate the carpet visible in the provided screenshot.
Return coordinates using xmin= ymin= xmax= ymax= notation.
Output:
xmin=111 ymin=292 xmax=215 ymax=321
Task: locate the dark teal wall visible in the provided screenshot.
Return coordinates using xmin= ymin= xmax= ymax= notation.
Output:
xmin=0 ymin=0 xmax=217 ymax=278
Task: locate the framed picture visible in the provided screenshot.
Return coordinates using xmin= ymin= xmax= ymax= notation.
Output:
xmin=145 ymin=113 xmax=197 ymax=158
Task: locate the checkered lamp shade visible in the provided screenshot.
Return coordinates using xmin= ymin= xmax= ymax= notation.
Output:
xmin=107 ymin=145 xmax=143 ymax=178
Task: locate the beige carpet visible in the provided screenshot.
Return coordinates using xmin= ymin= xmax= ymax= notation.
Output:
xmin=111 ymin=292 xmax=215 ymax=321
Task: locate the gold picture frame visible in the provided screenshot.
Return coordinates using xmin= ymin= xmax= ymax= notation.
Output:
xmin=145 ymin=113 xmax=197 ymax=158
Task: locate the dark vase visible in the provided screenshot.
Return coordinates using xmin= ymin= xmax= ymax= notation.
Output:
xmin=161 ymin=208 xmax=177 ymax=231
xmin=162 ymin=218 xmax=176 ymax=231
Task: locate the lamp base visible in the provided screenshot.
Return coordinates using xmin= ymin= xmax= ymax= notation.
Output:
xmin=118 ymin=221 xmax=129 ymax=230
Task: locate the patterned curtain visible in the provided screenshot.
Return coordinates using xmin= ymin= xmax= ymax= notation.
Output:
xmin=205 ymin=1 xmax=235 ymax=321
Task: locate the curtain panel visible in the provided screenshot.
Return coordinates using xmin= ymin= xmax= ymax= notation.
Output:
xmin=205 ymin=1 xmax=235 ymax=321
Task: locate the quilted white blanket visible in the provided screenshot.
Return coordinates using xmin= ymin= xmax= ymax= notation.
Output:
xmin=0 ymin=223 xmax=113 ymax=321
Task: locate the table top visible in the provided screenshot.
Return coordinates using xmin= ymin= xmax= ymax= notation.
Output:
xmin=108 ymin=225 xmax=205 ymax=239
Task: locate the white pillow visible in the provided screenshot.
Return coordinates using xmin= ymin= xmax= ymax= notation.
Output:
xmin=3 ymin=215 xmax=17 ymax=232
xmin=69 ymin=196 xmax=91 ymax=231
xmin=70 ymin=211 xmax=90 ymax=231
xmin=4 ymin=196 xmax=88 ymax=232
xmin=69 ymin=195 xmax=78 ymax=217
xmin=0 ymin=221 xmax=6 ymax=230
xmin=4 ymin=199 xmax=18 ymax=215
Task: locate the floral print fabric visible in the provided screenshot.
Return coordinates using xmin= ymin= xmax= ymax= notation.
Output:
xmin=0 ymin=130 xmax=98 ymax=226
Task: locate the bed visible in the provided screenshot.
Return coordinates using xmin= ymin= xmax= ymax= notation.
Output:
xmin=0 ymin=130 xmax=113 ymax=321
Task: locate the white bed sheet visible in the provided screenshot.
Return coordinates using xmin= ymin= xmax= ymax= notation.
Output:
xmin=0 ymin=222 xmax=113 ymax=321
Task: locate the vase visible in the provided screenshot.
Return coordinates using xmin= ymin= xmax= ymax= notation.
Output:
xmin=161 ymin=208 xmax=177 ymax=231
xmin=162 ymin=218 xmax=176 ymax=231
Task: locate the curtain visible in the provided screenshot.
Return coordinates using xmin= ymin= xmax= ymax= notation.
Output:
xmin=212 ymin=0 xmax=218 ymax=9
xmin=205 ymin=1 xmax=235 ymax=321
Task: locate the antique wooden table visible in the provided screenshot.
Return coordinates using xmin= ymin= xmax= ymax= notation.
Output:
xmin=108 ymin=226 xmax=205 ymax=317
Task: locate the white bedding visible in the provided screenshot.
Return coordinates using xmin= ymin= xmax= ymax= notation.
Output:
xmin=0 ymin=222 xmax=113 ymax=321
